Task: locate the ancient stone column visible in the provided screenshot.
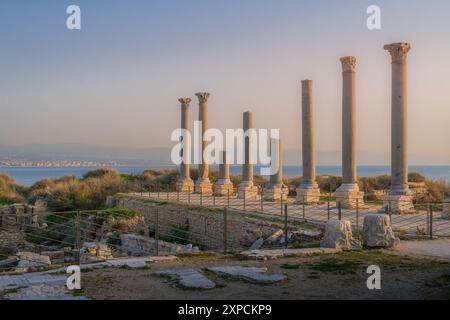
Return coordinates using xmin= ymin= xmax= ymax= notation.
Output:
xmin=238 ymin=111 xmax=259 ymax=199
xmin=176 ymin=98 xmax=194 ymax=192
xmin=383 ymin=43 xmax=415 ymax=214
xmin=335 ymin=57 xmax=364 ymax=209
xmin=213 ymin=151 xmax=234 ymax=196
xmin=264 ymin=139 xmax=288 ymax=201
xmin=194 ymin=92 xmax=213 ymax=195
xmin=296 ymin=80 xmax=320 ymax=204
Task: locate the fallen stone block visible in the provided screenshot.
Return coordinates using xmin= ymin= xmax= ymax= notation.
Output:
xmin=249 ymin=238 xmax=264 ymax=250
xmin=362 ymin=214 xmax=399 ymax=248
xmin=16 ymin=252 xmax=51 ymax=269
xmin=207 ymin=266 xmax=286 ymax=284
xmin=320 ymin=220 xmax=361 ymax=250
xmin=239 ymin=248 xmax=341 ymax=260
xmin=154 ymin=268 xmax=215 ymax=289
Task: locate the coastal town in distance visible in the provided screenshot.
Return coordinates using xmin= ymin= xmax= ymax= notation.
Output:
xmin=0 ymin=0 xmax=449 ymax=310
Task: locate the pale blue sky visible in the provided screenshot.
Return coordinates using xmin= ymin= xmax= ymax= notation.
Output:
xmin=0 ymin=0 xmax=449 ymax=164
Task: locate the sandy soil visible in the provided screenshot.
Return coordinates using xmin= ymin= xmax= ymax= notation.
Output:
xmin=81 ymin=251 xmax=450 ymax=300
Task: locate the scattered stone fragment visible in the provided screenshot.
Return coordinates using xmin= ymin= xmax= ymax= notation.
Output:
xmin=265 ymin=229 xmax=284 ymax=244
xmin=362 ymin=214 xmax=399 ymax=248
xmin=249 ymin=238 xmax=264 ymax=250
xmin=320 ymin=220 xmax=362 ymax=250
xmin=240 ymin=248 xmax=341 ymax=260
xmin=154 ymin=268 xmax=215 ymax=289
xmin=16 ymin=252 xmax=51 ymax=270
xmin=207 ymin=266 xmax=286 ymax=284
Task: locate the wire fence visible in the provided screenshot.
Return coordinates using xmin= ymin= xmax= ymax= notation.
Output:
xmin=133 ymin=183 xmax=450 ymax=239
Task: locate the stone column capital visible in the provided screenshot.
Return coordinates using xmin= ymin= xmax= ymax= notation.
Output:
xmin=384 ymin=42 xmax=411 ymax=63
xmin=178 ymin=98 xmax=192 ymax=106
xmin=195 ymin=92 xmax=210 ymax=103
xmin=340 ymin=56 xmax=357 ymax=73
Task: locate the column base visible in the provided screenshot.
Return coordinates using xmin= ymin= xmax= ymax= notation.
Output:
xmin=237 ymin=182 xmax=259 ymax=200
xmin=382 ymin=194 xmax=415 ymax=215
xmin=195 ymin=179 xmax=213 ymax=195
xmin=176 ymin=179 xmax=194 ymax=192
xmin=296 ymin=185 xmax=321 ymax=204
xmin=442 ymin=198 xmax=450 ymax=219
xmin=263 ymin=185 xmax=288 ymax=202
xmin=335 ymin=184 xmax=364 ymax=209
xmin=213 ymin=181 xmax=234 ymax=197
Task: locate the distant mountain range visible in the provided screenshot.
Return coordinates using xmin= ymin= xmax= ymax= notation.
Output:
xmin=0 ymin=144 xmax=447 ymax=166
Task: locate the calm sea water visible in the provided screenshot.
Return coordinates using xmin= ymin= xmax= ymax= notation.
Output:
xmin=1 ymin=165 xmax=449 ymax=186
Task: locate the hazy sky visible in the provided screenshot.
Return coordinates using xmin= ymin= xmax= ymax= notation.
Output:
xmin=0 ymin=0 xmax=449 ymax=164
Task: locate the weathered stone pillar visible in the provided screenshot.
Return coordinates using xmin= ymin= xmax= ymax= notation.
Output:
xmin=336 ymin=57 xmax=364 ymax=209
xmin=264 ymin=139 xmax=288 ymax=201
xmin=238 ymin=111 xmax=258 ymax=199
xmin=383 ymin=43 xmax=415 ymax=214
xmin=214 ymin=151 xmax=234 ymax=196
xmin=296 ymin=80 xmax=320 ymax=204
xmin=194 ymin=92 xmax=213 ymax=195
xmin=176 ymin=98 xmax=194 ymax=192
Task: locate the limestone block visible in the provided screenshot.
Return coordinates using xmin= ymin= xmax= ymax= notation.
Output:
xmin=320 ymin=220 xmax=361 ymax=250
xmin=16 ymin=252 xmax=51 ymax=269
xmin=362 ymin=214 xmax=399 ymax=248
xmin=194 ymin=181 xmax=213 ymax=195
xmin=383 ymin=195 xmax=415 ymax=215
xmin=296 ymin=187 xmax=321 ymax=204
xmin=237 ymin=185 xmax=259 ymax=200
xmin=263 ymin=187 xmax=288 ymax=202
xmin=335 ymin=190 xmax=365 ymax=209
xmin=176 ymin=179 xmax=194 ymax=193
xmin=213 ymin=182 xmax=234 ymax=196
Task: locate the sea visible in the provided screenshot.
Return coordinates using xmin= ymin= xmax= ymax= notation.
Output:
xmin=0 ymin=165 xmax=449 ymax=186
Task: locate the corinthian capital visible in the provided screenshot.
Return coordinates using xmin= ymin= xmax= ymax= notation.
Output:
xmin=384 ymin=42 xmax=411 ymax=63
xmin=195 ymin=92 xmax=210 ymax=103
xmin=178 ymin=98 xmax=192 ymax=106
xmin=340 ymin=56 xmax=357 ymax=73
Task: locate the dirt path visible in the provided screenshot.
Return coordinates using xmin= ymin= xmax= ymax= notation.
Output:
xmin=81 ymin=251 xmax=450 ymax=300
xmin=392 ymin=239 xmax=450 ymax=261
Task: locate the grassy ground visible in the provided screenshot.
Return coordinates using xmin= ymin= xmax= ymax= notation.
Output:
xmin=80 ymin=250 xmax=450 ymax=300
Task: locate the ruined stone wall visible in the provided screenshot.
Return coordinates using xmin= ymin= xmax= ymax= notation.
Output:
xmin=110 ymin=196 xmax=283 ymax=251
xmin=0 ymin=231 xmax=25 ymax=250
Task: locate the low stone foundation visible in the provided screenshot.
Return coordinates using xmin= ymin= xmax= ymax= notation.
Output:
xmin=442 ymin=198 xmax=450 ymax=219
xmin=296 ymin=187 xmax=321 ymax=204
xmin=237 ymin=185 xmax=259 ymax=200
xmin=383 ymin=194 xmax=415 ymax=215
xmin=263 ymin=187 xmax=288 ymax=202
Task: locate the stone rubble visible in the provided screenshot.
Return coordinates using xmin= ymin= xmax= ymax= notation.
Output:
xmin=154 ymin=268 xmax=215 ymax=289
xmin=207 ymin=266 xmax=286 ymax=284
xmin=362 ymin=214 xmax=399 ymax=248
xmin=320 ymin=220 xmax=362 ymax=250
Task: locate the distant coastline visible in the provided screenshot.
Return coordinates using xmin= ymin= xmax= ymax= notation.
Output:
xmin=0 ymin=165 xmax=448 ymax=186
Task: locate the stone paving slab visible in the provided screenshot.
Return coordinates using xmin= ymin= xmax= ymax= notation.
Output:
xmin=4 ymin=284 xmax=88 ymax=300
xmin=154 ymin=268 xmax=216 ymax=289
xmin=239 ymin=248 xmax=341 ymax=260
xmin=207 ymin=266 xmax=286 ymax=284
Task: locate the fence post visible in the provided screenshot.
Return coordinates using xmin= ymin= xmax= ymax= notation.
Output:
xmin=302 ymin=196 xmax=306 ymax=220
xmin=356 ymin=198 xmax=359 ymax=232
xmin=188 ymin=186 xmax=191 ymax=204
xmin=75 ymin=211 xmax=81 ymax=266
xmin=388 ymin=200 xmax=392 ymax=222
xmin=200 ymin=192 xmax=203 ymax=206
xmin=284 ymin=204 xmax=288 ymax=249
xmin=177 ymin=190 xmax=180 ymax=203
xmin=327 ymin=197 xmax=330 ymax=220
xmin=429 ymin=203 xmax=434 ymax=240
xmin=243 ymin=190 xmax=246 ymax=211
xmin=166 ymin=188 xmax=169 ymax=200
xmin=155 ymin=208 xmax=159 ymax=256
xmin=213 ymin=192 xmax=216 ymax=207
xmin=260 ymin=188 xmax=264 ymax=213
xmin=227 ymin=189 xmax=230 ymax=208
xmin=338 ymin=202 xmax=342 ymax=221
xmin=280 ymin=196 xmax=284 ymax=216
xmin=223 ymin=207 xmax=228 ymax=254
xmin=157 ymin=183 xmax=160 ymax=200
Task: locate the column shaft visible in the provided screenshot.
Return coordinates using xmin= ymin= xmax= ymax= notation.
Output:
xmin=301 ymin=80 xmax=316 ymax=186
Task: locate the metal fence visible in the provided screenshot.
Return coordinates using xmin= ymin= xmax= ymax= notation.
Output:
xmin=133 ymin=183 xmax=449 ymax=239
